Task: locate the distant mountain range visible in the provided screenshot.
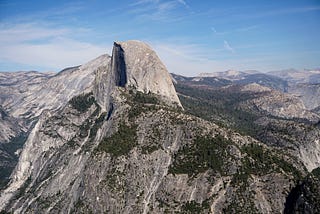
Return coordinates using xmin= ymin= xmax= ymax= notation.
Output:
xmin=199 ymin=68 xmax=320 ymax=84
xmin=173 ymin=68 xmax=320 ymax=111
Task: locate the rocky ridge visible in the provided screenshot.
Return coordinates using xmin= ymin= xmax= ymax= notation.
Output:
xmin=0 ymin=40 xmax=183 ymax=212
xmin=0 ymin=40 xmax=318 ymax=213
xmin=288 ymin=83 xmax=320 ymax=110
xmin=241 ymin=84 xmax=320 ymax=123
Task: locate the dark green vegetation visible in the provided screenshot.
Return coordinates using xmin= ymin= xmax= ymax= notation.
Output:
xmin=69 ymin=92 xmax=96 ymax=113
xmin=126 ymin=90 xmax=182 ymax=121
xmin=234 ymin=144 xmax=302 ymax=185
xmin=175 ymin=82 xmax=318 ymax=149
xmin=96 ymin=122 xmax=137 ymax=157
xmin=284 ymin=167 xmax=320 ymax=213
xmin=169 ymin=135 xmax=232 ymax=176
xmin=175 ymin=84 xmax=262 ymax=136
xmin=180 ymin=200 xmax=210 ymax=214
xmin=174 ymin=81 xmax=318 ymax=212
xmin=0 ymin=133 xmax=28 ymax=190
xmin=89 ymin=112 xmax=106 ymax=141
xmin=311 ymin=167 xmax=320 ymax=177
xmin=132 ymin=90 xmax=159 ymax=105
xmin=68 ymin=92 xmax=105 ymax=142
xmin=243 ymin=144 xmax=301 ymax=177
xmin=127 ymin=90 xmax=161 ymax=120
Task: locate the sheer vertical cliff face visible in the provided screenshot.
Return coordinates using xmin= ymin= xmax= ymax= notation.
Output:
xmin=111 ymin=43 xmax=127 ymax=87
xmin=96 ymin=41 xmax=182 ymax=109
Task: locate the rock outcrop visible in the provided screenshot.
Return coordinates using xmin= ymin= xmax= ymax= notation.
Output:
xmin=1 ymin=55 xmax=107 ymax=120
xmin=243 ymin=85 xmax=320 ymax=123
xmin=288 ymin=83 xmax=320 ymax=111
xmin=116 ymin=41 xmax=182 ymax=107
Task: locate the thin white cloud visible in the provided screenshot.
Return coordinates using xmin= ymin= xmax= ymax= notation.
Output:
xmin=2 ymin=2 xmax=85 ymax=24
xmin=151 ymin=41 xmax=232 ymax=76
xmin=1 ymin=39 xmax=108 ymax=70
xmin=0 ymin=23 xmax=70 ymax=43
xmin=236 ymin=25 xmax=259 ymax=32
xmin=152 ymin=41 xmax=302 ymax=75
xmin=0 ymin=23 xmax=109 ymax=71
xmin=211 ymin=27 xmax=218 ymax=34
xmin=176 ymin=0 xmax=189 ymax=8
xmin=211 ymin=25 xmax=259 ymax=36
xmin=129 ymin=0 xmax=189 ymax=21
xmin=131 ymin=0 xmax=160 ymax=6
xmin=224 ymin=40 xmax=235 ymax=53
xmin=153 ymin=43 xmax=211 ymax=61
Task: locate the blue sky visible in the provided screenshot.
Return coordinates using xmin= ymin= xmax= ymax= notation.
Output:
xmin=0 ymin=0 xmax=319 ymax=76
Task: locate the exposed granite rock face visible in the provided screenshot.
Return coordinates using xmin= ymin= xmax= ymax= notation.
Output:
xmin=117 ymin=40 xmax=182 ymax=107
xmin=240 ymin=83 xmax=272 ymax=93
xmin=242 ymin=84 xmax=320 ymax=123
xmin=288 ymin=83 xmax=320 ymax=111
xmin=0 ymin=55 xmax=108 ymax=121
xmin=0 ymin=88 xmax=303 ymax=213
xmin=0 ymin=107 xmax=27 ymax=190
xmin=0 ymin=41 xmax=317 ymax=213
xmin=0 ymin=107 xmax=24 ymax=144
xmin=0 ymin=71 xmax=53 ymax=122
xmin=173 ymin=75 xmax=320 ymax=175
xmin=0 ymin=56 xmax=109 ymax=191
xmin=268 ymin=69 xmax=320 ymax=84
xmin=93 ymin=55 xmax=112 ymax=111
xmin=0 ymin=40 xmax=183 ymax=212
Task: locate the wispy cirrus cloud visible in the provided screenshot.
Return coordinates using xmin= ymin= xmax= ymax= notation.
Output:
xmin=131 ymin=0 xmax=160 ymax=6
xmin=0 ymin=23 xmax=70 ymax=43
xmin=224 ymin=40 xmax=235 ymax=53
xmin=1 ymin=1 xmax=85 ymax=24
xmin=129 ymin=0 xmax=190 ymax=21
xmin=0 ymin=22 xmax=109 ymax=71
xmin=211 ymin=27 xmax=237 ymax=54
xmin=176 ymin=0 xmax=190 ymax=9
xmin=152 ymin=42 xmax=220 ymax=76
xmin=211 ymin=25 xmax=259 ymax=36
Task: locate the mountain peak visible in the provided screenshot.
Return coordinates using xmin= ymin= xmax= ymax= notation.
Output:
xmin=111 ymin=40 xmax=182 ymax=107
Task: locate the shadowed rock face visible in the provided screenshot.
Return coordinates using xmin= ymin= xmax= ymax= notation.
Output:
xmin=108 ymin=40 xmax=182 ymax=107
xmin=111 ymin=42 xmax=127 ymax=87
